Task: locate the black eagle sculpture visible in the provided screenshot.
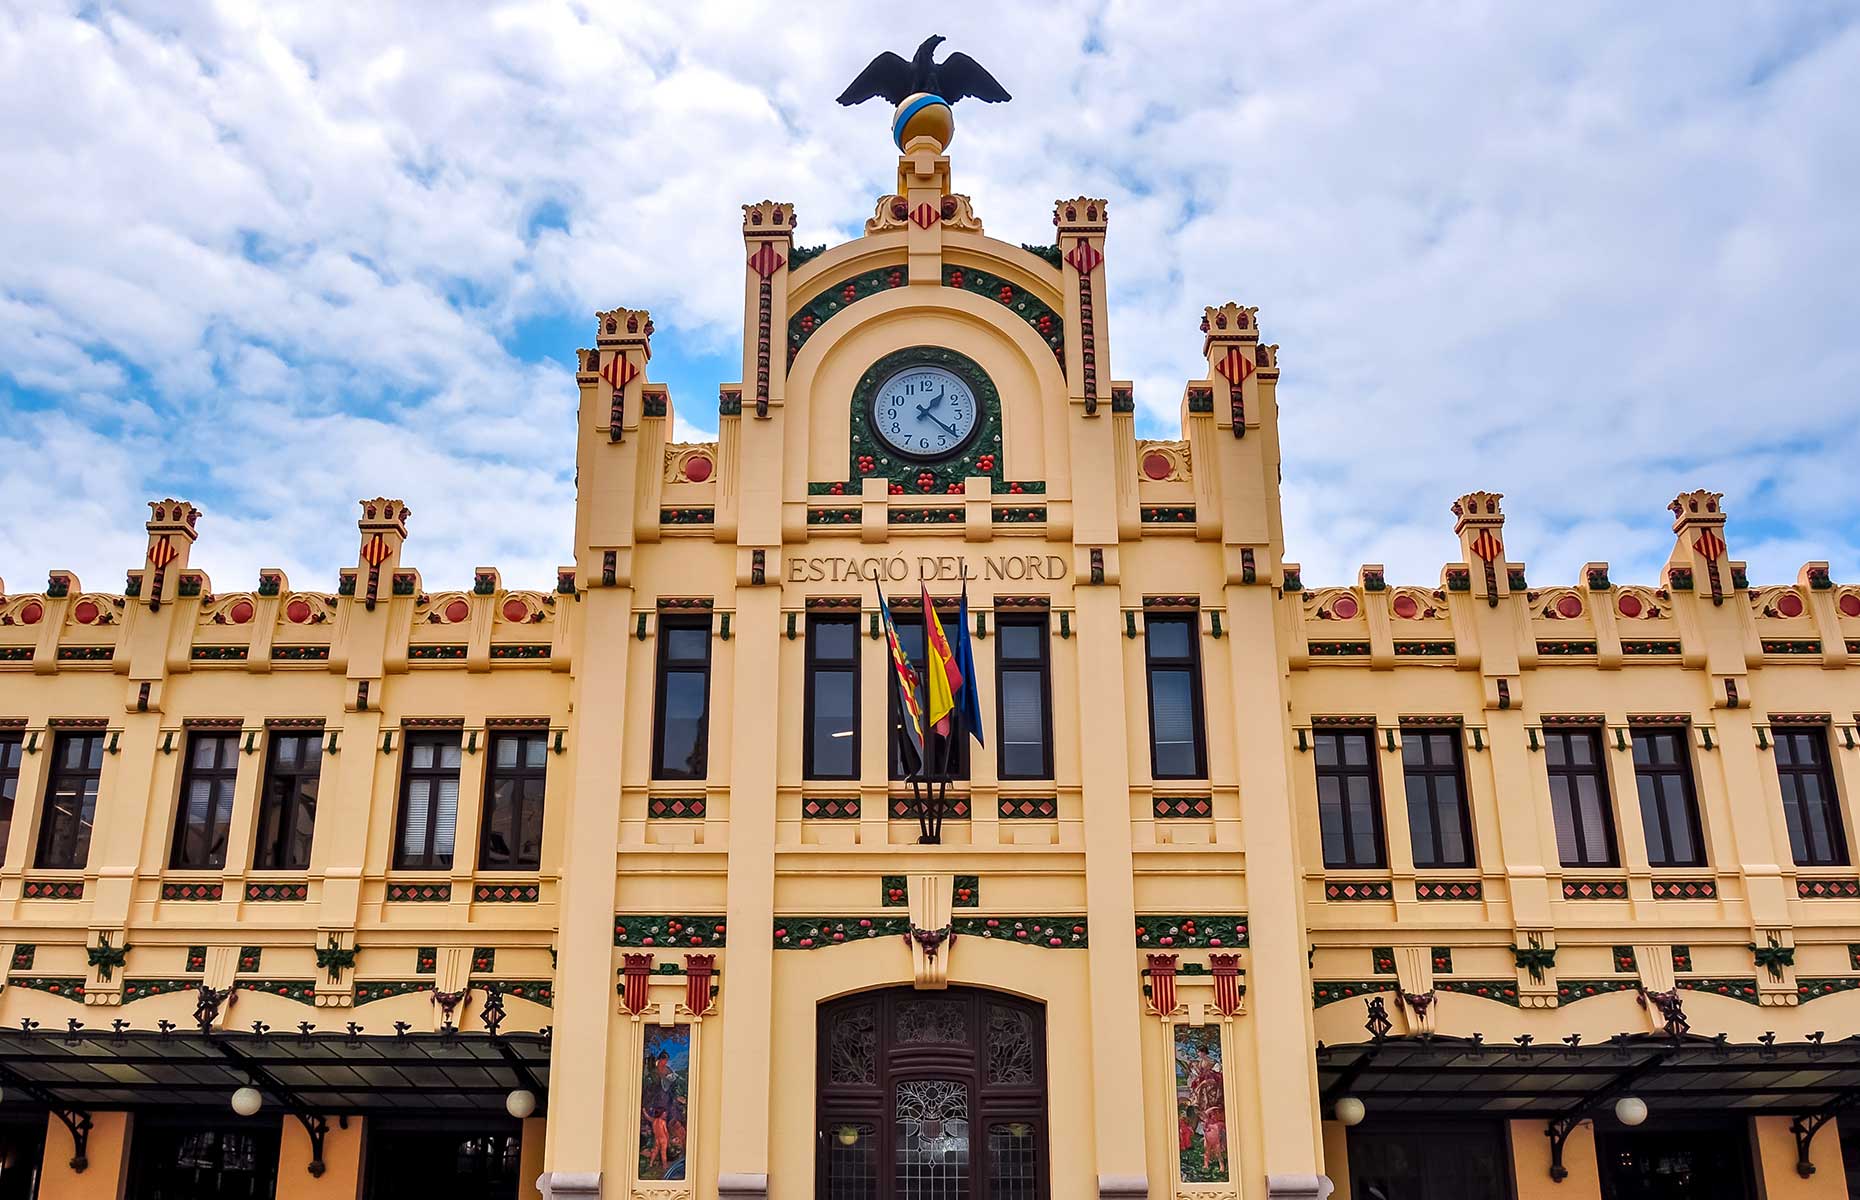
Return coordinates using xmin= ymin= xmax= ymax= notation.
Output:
xmin=836 ymin=35 xmax=1011 ymax=107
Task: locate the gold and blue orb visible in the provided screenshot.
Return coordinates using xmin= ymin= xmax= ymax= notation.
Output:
xmin=892 ymin=92 xmax=954 ymax=151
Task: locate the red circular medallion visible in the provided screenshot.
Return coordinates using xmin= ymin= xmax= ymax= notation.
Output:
xmin=502 ymin=598 xmax=529 ymax=623
xmin=19 ymin=600 xmax=43 ymax=625
xmin=684 ymin=455 xmax=713 ymax=483
xmin=1555 ymin=593 xmax=1582 ymax=619
xmin=1141 ymin=452 xmax=1172 ymax=480
xmin=73 ymin=600 xmax=99 ymax=625
xmin=1392 ymin=594 xmax=1418 ymax=619
xmin=444 ymin=599 xmax=470 ymax=623
xmin=1777 ymin=592 xmax=1804 ymax=618
xmin=1840 ymin=594 xmax=1860 ymax=618
xmin=1331 ymin=595 xmax=1360 ymax=620
xmin=1617 ymin=593 xmax=1642 ymax=618
xmin=227 ymin=599 xmax=254 ymax=625
xmin=286 ymin=599 xmax=312 ymax=624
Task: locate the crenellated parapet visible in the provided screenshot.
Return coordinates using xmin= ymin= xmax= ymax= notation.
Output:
xmin=0 ymin=497 xmax=577 ymax=680
xmin=1281 ymin=490 xmax=1860 ymax=685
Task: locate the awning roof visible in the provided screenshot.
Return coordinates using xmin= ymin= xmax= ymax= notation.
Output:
xmin=0 ymin=1027 xmax=550 ymax=1117
xmin=1318 ymin=1034 xmax=1860 ymax=1118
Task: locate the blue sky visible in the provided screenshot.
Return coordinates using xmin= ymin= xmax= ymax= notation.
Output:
xmin=2 ymin=1 xmax=1857 ymax=593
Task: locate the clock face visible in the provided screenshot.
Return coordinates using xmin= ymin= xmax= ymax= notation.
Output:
xmin=868 ymin=364 xmax=979 ymax=460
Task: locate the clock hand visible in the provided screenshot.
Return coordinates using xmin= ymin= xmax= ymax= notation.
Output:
xmin=922 ymin=412 xmax=961 ymax=439
xmin=915 ymin=388 xmax=946 ymax=421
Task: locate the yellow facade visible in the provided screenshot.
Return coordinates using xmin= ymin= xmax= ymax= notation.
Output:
xmin=2 ymin=125 xmax=1859 ymax=1200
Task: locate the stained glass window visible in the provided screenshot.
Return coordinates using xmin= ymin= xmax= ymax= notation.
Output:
xmin=986 ymin=1004 xmax=1034 ymax=1085
xmin=896 ymin=996 xmax=967 ymax=1045
xmin=895 ymin=1079 xmax=970 ymax=1198
xmin=830 ymin=1003 xmax=878 ymax=1085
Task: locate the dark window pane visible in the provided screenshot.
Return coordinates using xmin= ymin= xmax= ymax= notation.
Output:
xmin=654 ymin=619 xmax=712 ymax=780
xmin=1545 ymin=730 xmax=1618 ymax=867
xmin=172 ymin=733 xmax=239 ymax=870
xmin=1145 ymin=615 xmax=1205 ymax=780
xmin=254 ymin=730 xmax=321 ymax=871
xmin=480 ymin=733 xmax=546 ymax=870
xmin=395 ymin=733 xmax=461 ymax=870
xmin=1775 ymin=726 xmax=1844 ymax=866
xmin=37 ymin=732 xmax=104 ymax=869
xmin=1314 ymin=731 xmax=1385 ymax=868
xmin=0 ymin=735 xmax=21 ymax=864
xmin=805 ymin=617 xmax=860 ymax=781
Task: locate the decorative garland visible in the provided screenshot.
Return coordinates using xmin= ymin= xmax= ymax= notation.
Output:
xmin=774 ymin=916 xmax=909 ymax=949
xmin=950 ymin=916 xmax=1087 ymax=949
xmin=1133 ymin=916 xmax=1246 ymax=949
xmin=614 ymin=915 xmax=727 ymax=948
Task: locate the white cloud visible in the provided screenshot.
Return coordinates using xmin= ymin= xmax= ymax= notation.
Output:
xmin=0 ymin=0 xmax=1856 ymax=594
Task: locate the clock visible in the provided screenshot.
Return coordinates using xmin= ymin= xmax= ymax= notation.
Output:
xmin=868 ymin=363 xmax=979 ymax=460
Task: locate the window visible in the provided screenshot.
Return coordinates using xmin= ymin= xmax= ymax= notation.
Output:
xmin=1144 ymin=613 xmax=1206 ymax=780
xmin=995 ymin=616 xmax=1053 ymax=780
xmin=171 ymin=732 xmax=239 ymax=870
xmin=803 ymin=616 xmax=860 ymax=780
xmin=1402 ymin=730 xmax=1473 ymax=868
xmin=888 ymin=616 xmax=970 ymax=780
xmin=652 ymin=618 xmax=712 ymax=780
xmin=480 ymin=732 xmax=547 ymax=870
xmin=0 ymin=732 xmax=21 ymax=861
xmin=254 ymin=731 xmax=321 ymax=872
xmin=1544 ymin=729 xmax=1618 ymax=868
xmin=1776 ymin=725 xmax=1846 ymax=866
xmin=1632 ymin=729 xmax=1705 ymax=867
xmin=1314 ymin=729 xmax=1385 ymax=869
xmin=35 ymin=731 xmax=103 ymax=869
xmin=394 ymin=733 xmax=461 ymax=870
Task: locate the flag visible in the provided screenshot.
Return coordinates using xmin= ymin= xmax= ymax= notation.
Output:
xmin=921 ymin=587 xmax=963 ymax=736
xmin=954 ymin=584 xmax=984 ymax=746
xmin=877 ymin=587 xmax=926 ymax=775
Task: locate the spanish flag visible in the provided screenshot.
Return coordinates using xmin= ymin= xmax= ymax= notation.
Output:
xmin=921 ymin=586 xmax=964 ymax=735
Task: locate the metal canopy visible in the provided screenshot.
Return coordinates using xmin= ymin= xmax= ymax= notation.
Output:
xmin=1317 ymin=1033 xmax=1860 ymax=1118
xmin=0 ymin=1027 xmax=550 ymax=1117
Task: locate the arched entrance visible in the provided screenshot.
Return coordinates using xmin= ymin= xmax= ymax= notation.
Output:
xmin=816 ymin=986 xmax=1048 ymax=1199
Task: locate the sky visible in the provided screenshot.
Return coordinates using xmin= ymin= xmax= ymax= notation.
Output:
xmin=2 ymin=1 xmax=1857 ymax=594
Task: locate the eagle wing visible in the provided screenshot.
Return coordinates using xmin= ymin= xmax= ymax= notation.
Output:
xmin=836 ymin=51 xmax=914 ymax=106
xmin=937 ymin=52 xmax=1011 ymax=103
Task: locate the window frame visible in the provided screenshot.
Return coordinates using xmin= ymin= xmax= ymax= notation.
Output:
xmin=1630 ymin=727 xmax=1707 ymax=868
xmin=993 ymin=614 xmax=1054 ymax=781
xmin=253 ymin=729 xmax=322 ymax=872
xmin=1143 ymin=612 xmax=1207 ymax=781
xmin=35 ymin=731 xmax=105 ymax=870
xmin=1313 ymin=727 xmax=1387 ymax=870
xmin=479 ymin=730 xmax=548 ymax=871
xmin=1775 ymin=725 xmax=1847 ymax=867
xmin=1543 ymin=727 xmax=1620 ymax=869
xmin=0 ymin=732 xmax=22 ymax=865
xmin=169 ymin=730 xmax=241 ymax=871
xmin=651 ymin=615 xmax=714 ymax=781
xmin=1401 ymin=728 xmax=1475 ymax=869
xmin=802 ymin=614 xmax=861 ymax=781
xmin=393 ymin=731 xmax=463 ymax=871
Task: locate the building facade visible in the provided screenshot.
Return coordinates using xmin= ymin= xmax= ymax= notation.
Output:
xmin=2 ymin=116 xmax=1860 ymax=1200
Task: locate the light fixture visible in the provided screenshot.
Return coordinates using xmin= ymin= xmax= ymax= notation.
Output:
xmin=231 ymin=1086 xmax=264 ymax=1117
xmin=1334 ymin=1096 xmax=1366 ymax=1126
xmin=1614 ymin=1096 xmax=1648 ymax=1126
xmin=836 ymin=1125 xmax=861 ymax=1147
xmin=506 ymin=1088 xmax=538 ymax=1119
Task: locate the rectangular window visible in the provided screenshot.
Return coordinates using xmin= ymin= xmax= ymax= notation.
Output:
xmin=803 ymin=616 xmax=860 ymax=780
xmin=1144 ymin=614 xmax=1206 ymax=780
xmin=480 ymin=732 xmax=547 ymax=870
xmin=394 ymin=733 xmax=462 ymax=870
xmin=1314 ymin=729 xmax=1385 ymax=869
xmin=0 ymin=732 xmax=21 ymax=861
xmin=35 ymin=731 xmax=104 ymax=869
xmin=170 ymin=732 xmax=239 ymax=870
xmin=995 ymin=616 xmax=1053 ymax=780
xmin=1544 ymin=729 xmax=1618 ymax=868
xmin=888 ymin=616 xmax=970 ymax=780
xmin=1402 ymin=730 xmax=1473 ymax=869
xmin=254 ymin=732 xmax=321 ymax=872
xmin=1776 ymin=726 xmax=1846 ymax=866
xmin=652 ymin=618 xmax=712 ymax=780
xmin=1632 ymin=729 xmax=1705 ymax=867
